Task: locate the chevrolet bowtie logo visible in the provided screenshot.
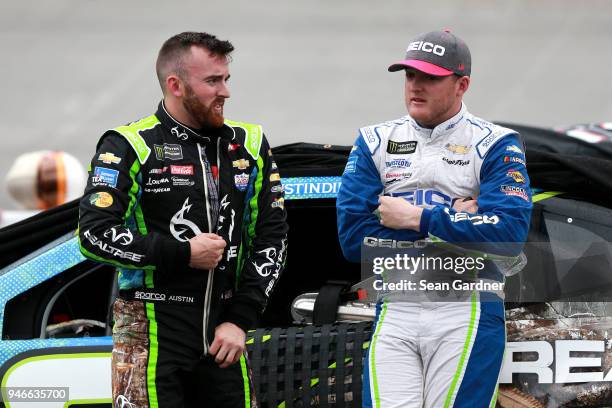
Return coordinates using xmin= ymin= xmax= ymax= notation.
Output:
xmin=98 ymin=152 xmax=122 ymax=164
xmin=445 ymin=143 xmax=471 ymax=155
xmin=232 ymin=159 xmax=250 ymax=170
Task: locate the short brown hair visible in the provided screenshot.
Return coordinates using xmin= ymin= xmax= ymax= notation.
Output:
xmin=156 ymin=32 xmax=234 ymax=91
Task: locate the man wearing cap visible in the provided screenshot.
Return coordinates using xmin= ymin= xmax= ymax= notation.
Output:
xmin=337 ymin=30 xmax=532 ymax=407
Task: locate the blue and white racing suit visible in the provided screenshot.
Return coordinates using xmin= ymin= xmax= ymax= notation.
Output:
xmin=337 ymin=104 xmax=532 ymax=408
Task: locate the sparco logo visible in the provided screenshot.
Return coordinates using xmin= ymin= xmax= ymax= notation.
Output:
xmin=362 ymin=127 xmax=376 ymax=144
xmin=407 ymin=41 xmax=445 ymax=56
xmin=134 ymin=291 xmax=166 ymax=301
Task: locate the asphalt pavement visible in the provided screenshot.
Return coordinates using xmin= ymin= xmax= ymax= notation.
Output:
xmin=1 ymin=0 xmax=611 ymax=209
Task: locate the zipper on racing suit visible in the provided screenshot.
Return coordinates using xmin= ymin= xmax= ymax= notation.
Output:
xmin=197 ymin=141 xmax=218 ymax=357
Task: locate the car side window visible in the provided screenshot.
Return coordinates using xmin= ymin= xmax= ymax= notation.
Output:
xmin=2 ymin=261 xmax=116 ymax=340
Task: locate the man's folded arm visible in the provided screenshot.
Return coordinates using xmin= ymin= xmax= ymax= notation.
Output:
xmin=337 ymin=135 xmax=425 ymax=263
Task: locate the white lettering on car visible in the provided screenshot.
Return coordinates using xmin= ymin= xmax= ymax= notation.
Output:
xmin=500 ymin=340 xmax=612 ymax=384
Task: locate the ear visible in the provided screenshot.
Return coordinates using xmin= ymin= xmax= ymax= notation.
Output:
xmin=165 ymin=74 xmax=183 ymax=97
xmin=456 ymin=75 xmax=470 ymax=97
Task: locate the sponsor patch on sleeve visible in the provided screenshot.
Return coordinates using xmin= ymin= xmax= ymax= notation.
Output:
xmin=444 ymin=207 xmax=499 ymax=225
xmin=89 ymin=191 xmax=114 ymax=208
xmin=500 ymin=185 xmax=529 ymax=201
xmin=344 ymin=156 xmax=358 ymax=174
xmin=503 ymin=156 xmax=526 ymax=166
xmin=98 ymin=152 xmax=122 ymax=164
xmin=271 ymin=197 xmax=285 ymax=210
xmin=506 ymin=145 xmax=524 ymax=155
xmin=474 ymin=125 xmax=516 ymax=159
xmin=506 ymin=169 xmax=526 ymax=183
xmin=271 ymin=184 xmax=284 ymax=193
xmin=93 ymin=166 xmax=119 ymax=188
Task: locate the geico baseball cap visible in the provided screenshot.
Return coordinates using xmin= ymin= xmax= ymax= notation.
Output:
xmin=388 ymin=29 xmax=471 ymax=76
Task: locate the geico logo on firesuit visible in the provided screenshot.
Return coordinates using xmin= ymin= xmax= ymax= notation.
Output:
xmin=363 ymin=237 xmax=428 ymax=249
xmin=388 ymin=189 xmax=451 ymax=207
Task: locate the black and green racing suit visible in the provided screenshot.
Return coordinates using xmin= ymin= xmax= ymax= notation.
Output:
xmin=78 ymin=102 xmax=288 ymax=407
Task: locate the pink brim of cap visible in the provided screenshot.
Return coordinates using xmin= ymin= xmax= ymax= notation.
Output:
xmin=388 ymin=59 xmax=453 ymax=76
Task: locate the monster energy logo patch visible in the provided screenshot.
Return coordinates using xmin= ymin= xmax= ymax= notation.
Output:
xmin=154 ymin=144 xmax=183 ymax=161
xmin=154 ymin=145 xmax=163 ymax=160
xmin=387 ymin=140 xmax=417 ymax=154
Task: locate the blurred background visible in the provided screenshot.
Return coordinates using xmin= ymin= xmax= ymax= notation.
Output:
xmin=1 ymin=0 xmax=611 ymax=210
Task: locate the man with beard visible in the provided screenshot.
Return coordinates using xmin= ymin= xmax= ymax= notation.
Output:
xmin=79 ymin=32 xmax=288 ymax=407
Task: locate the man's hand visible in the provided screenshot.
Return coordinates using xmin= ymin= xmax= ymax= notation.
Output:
xmin=188 ymin=233 xmax=226 ymax=270
xmin=453 ymin=197 xmax=478 ymax=213
xmin=209 ymin=322 xmax=246 ymax=368
xmin=378 ymin=196 xmax=423 ymax=231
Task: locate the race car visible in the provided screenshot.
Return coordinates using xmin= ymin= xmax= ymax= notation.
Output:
xmin=1 ymin=123 xmax=611 ymax=407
